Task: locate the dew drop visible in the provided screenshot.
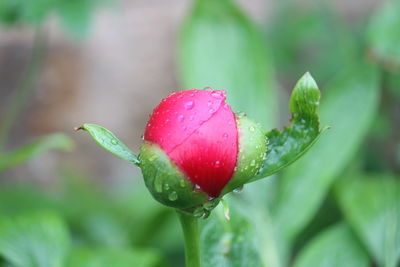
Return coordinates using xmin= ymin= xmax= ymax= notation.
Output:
xmin=222 ymin=133 xmax=229 ymax=139
xmin=194 ymin=184 xmax=201 ymax=191
xmin=214 ymin=160 xmax=221 ymax=168
xmin=233 ymin=185 xmax=244 ymax=194
xmin=211 ymin=90 xmax=225 ymax=99
xmin=184 ymin=100 xmax=195 ymax=110
xmin=250 ymin=160 xmax=256 ymax=166
xmin=111 ymin=139 xmax=118 ymax=145
xmin=207 ymin=101 xmax=212 ymax=107
xmin=154 ymin=179 xmax=163 ymax=193
xmin=180 ymin=180 xmax=186 ymax=187
xmin=249 ymin=126 xmax=255 ymax=132
xmin=164 ymin=183 xmax=170 ymax=191
xmin=168 ymin=191 xmax=178 ymax=201
xmin=208 ymin=109 xmax=215 ymax=113
xmin=204 ymin=86 xmax=212 ymax=91
xmin=177 ymin=114 xmax=185 ymax=122
xmin=140 ymin=135 xmax=144 ymax=141
xmin=165 ymin=119 xmax=170 ymax=123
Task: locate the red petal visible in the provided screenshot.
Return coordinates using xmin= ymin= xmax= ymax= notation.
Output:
xmin=145 ymin=89 xmax=225 ymax=153
xmin=144 ymin=89 xmax=238 ymax=197
xmin=169 ymin=103 xmax=238 ymax=197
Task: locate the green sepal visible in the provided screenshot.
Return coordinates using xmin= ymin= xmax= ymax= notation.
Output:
xmin=139 ymin=141 xmax=209 ymax=211
xmin=76 ymin=123 xmax=140 ymax=166
xmin=221 ymin=114 xmax=267 ymax=195
xmin=249 ymin=72 xmax=326 ymax=182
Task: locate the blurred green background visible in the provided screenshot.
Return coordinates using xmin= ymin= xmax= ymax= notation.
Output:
xmin=0 ymin=0 xmax=399 ymax=266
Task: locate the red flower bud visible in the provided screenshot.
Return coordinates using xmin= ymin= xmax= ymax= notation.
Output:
xmin=145 ymin=89 xmax=237 ymax=197
xmin=140 ymin=89 xmax=266 ymax=213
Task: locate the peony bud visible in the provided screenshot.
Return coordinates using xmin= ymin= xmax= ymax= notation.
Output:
xmin=78 ymin=73 xmax=323 ymax=217
xmin=139 ymin=89 xmax=267 ymax=215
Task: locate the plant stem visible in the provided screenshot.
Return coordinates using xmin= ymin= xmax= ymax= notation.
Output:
xmin=176 ymin=210 xmax=201 ymax=267
xmin=0 ymin=26 xmax=47 ymax=151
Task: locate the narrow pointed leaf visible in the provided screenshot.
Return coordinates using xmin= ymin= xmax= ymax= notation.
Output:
xmin=293 ymin=223 xmax=369 ymax=267
xmin=0 ymin=212 xmax=70 ymax=267
xmin=0 ymin=133 xmax=74 ymax=172
xmin=336 ymin=175 xmax=400 ymax=267
xmin=273 ymin=63 xmax=380 ymax=243
xmin=77 ymin=124 xmax=140 ymax=166
xmin=249 ymin=72 xmax=324 ymax=182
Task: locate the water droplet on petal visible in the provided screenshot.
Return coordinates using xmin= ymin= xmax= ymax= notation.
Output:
xmin=207 ymin=101 xmax=212 ymax=107
xmin=214 ymin=160 xmax=221 ymax=168
xmin=168 ymin=191 xmax=178 ymax=201
xmin=189 ymin=115 xmax=194 ymax=121
xmin=211 ymin=90 xmax=225 ymax=99
xmin=204 ymin=87 xmax=212 ymax=91
xmin=184 ymin=100 xmax=195 ymax=110
xmin=177 ymin=114 xmax=185 ymax=122
xmin=208 ymin=109 xmax=215 ymax=113
xmin=222 ymin=133 xmax=229 ymax=139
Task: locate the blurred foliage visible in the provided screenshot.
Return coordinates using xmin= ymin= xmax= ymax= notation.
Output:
xmin=0 ymin=0 xmax=106 ymax=37
xmin=0 ymin=0 xmax=399 ymax=266
xmin=0 ymin=133 xmax=73 ymax=172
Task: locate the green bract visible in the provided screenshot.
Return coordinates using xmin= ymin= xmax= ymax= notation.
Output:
xmin=139 ymin=141 xmax=208 ymax=210
xmin=222 ymin=115 xmax=267 ymax=195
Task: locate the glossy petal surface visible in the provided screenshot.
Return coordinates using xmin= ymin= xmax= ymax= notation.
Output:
xmin=144 ymin=89 xmax=238 ymax=197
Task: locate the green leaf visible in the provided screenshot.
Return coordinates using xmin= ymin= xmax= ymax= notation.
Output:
xmin=249 ymin=72 xmax=325 ymax=182
xmin=57 ymin=0 xmax=101 ymax=38
xmin=200 ymin=203 xmax=264 ymax=267
xmin=77 ymin=123 xmax=140 ymax=166
xmin=293 ymin=223 xmax=369 ymax=267
xmin=67 ymin=247 xmax=162 ymax=267
xmin=367 ymin=0 xmax=400 ymax=70
xmin=179 ymin=0 xmax=277 ymax=128
xmin=0 ymin=133 xmax=74 ymax=172
xmin=270 ymin=1 xmax=358 ymax=82
xmin=336 ymin=175 xmax=400 ymax=267
xmin=272 ymin=63 xmax=380 ymax=243
xmin=0 ymin=212 xmax=70 ymax=267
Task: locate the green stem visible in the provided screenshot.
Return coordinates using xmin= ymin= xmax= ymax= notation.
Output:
xmin=0 ymin=26 xmax=47 ymax=151
xmin=176 ymin=210 xmax=201 ymax=267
